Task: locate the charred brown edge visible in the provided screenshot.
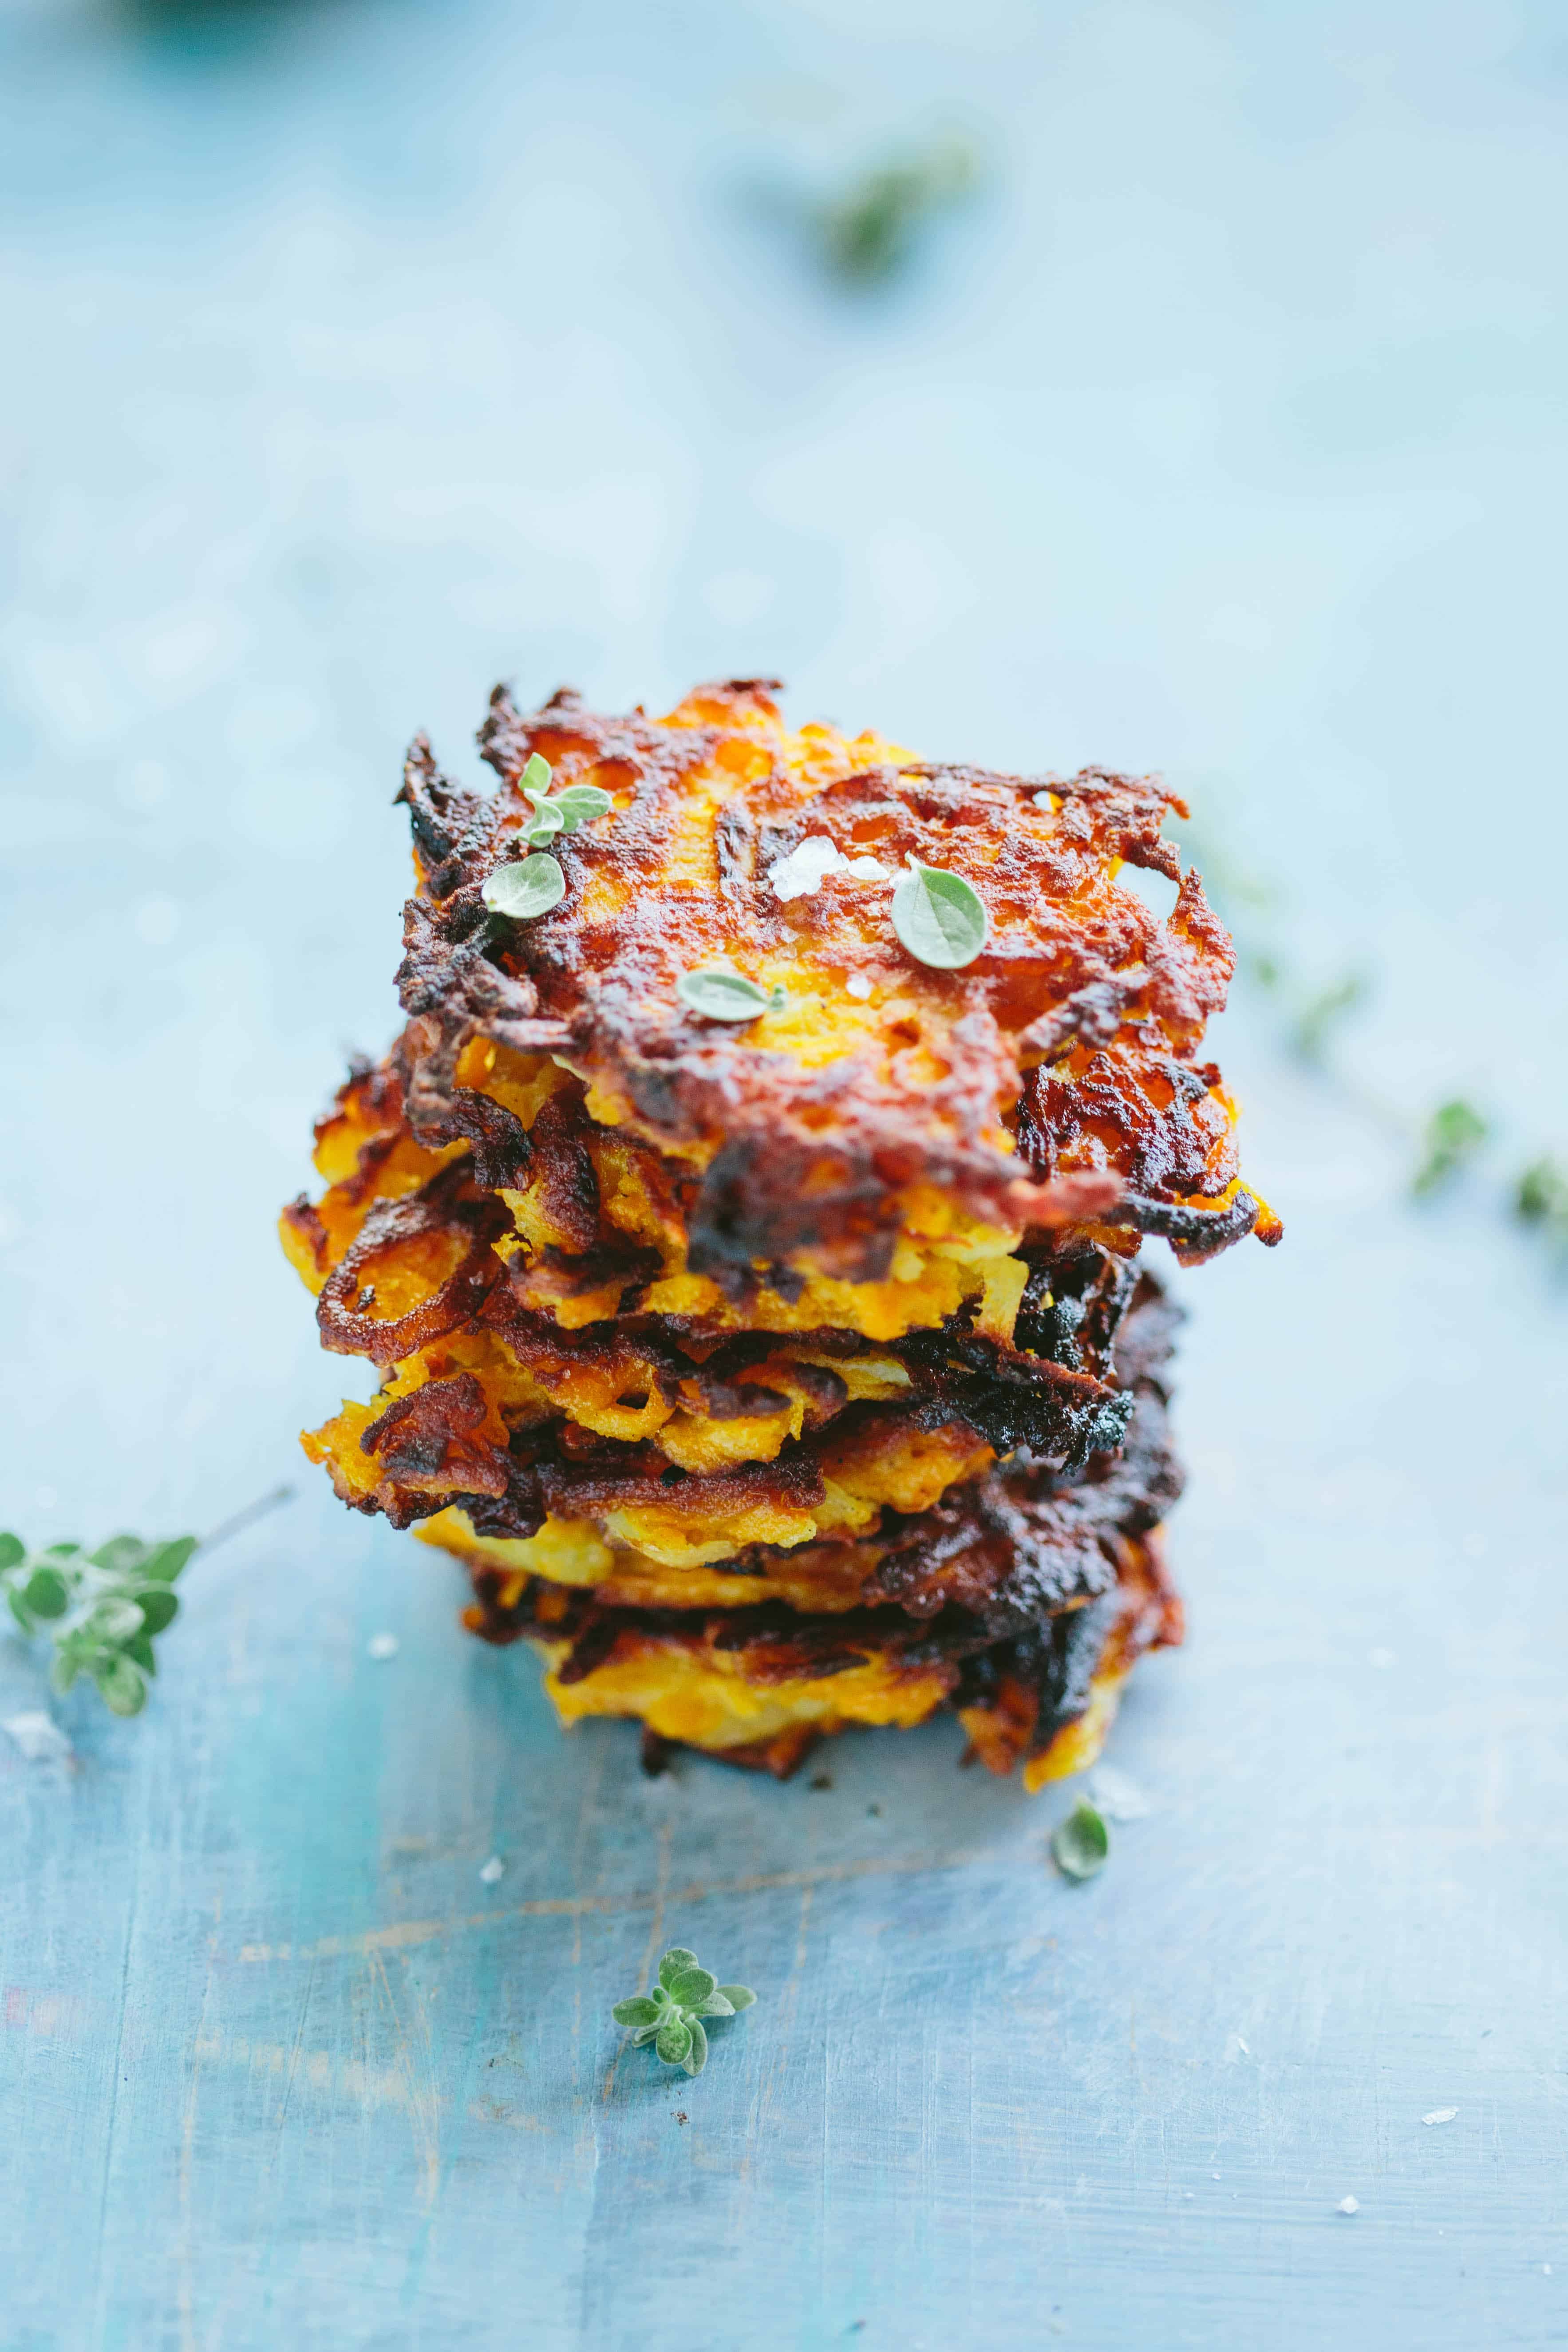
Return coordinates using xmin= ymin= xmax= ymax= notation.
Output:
xmin=316 ymin=1161 xmax=510 ymax=1365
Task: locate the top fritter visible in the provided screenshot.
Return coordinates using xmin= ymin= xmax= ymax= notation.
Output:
xmin=392 ymin=677 xmax=1280 ymax=1293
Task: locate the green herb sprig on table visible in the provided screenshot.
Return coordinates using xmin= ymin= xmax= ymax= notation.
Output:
xmin=818 ymin=137 xmax=980 ymax=285
xmin=481 ymin=753 xmax=614 ymax=924
xmin=1051 ymin=1800 xmax=1110 ymax=1882
xmin=612 ymin=1946 xmax=757 ymax=2077
xmin=0 ymin=1484 xmax=292 ymax=1722
xmin=0 ymin=1532 xmax=196 ymax=1717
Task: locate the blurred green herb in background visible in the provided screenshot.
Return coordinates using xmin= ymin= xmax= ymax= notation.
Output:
xmin=1179 ymin=817 xmax=1371 ymax=1074
xmin=1182 ymin=814 xmax=1560 ymax=1263
xmin=1291 ymin=971 xmax=1372 ymax=1069
xmin=1411 ymin=1099 xmax=1491 ymax=1198
xmin=1516 ymin=1155 xmax=1568 ymax=1251
xmin=818 ymin=136 xmax=980 ymax=285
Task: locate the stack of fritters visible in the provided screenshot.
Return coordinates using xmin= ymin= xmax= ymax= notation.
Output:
xmin=282 ymin=679 xmax=1278 ymax=1784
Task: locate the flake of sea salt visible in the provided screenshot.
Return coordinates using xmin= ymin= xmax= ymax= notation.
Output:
xmin=478 ymin=1856 xmax=505 ymax=1885
xmin=367 ymin=1631 xmax=399 ymax=1661
xmin=1087 ymin=1764 xmax=1151 ymax=1821
xmin=1337 ymin=2196 xmax=1359 ymax=2216
xmin=767 ymin=838 xmax=888 ymax=902
xmin=845 ymin=975 xmax=873 ymax=1000
xmin=1422 ymin=2107 xmax=1458 ymax=2126
xmin=3 ymin=1711 xmax=72 ymax=1763
xmin=768 ymin=837 xmax=846 ymax=901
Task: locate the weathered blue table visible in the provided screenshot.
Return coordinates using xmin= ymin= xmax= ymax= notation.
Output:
xmin=4 ymin=2 xmax=1567 ymax=2344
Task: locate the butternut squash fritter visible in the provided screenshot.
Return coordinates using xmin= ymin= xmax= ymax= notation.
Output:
xmin=391 ymin=679 xmax=1280 ymax=1289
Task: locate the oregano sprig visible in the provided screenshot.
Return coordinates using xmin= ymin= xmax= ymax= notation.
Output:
xmin=517 ymin=751 xmax=613 ymax=845
xmin=0 ymin=1532 xmax=196 ymax=1717
xmin=481 ymin=754 xmax=614 ymax=925
xmin=0 ymin=1484 xmax=292 ymax=1722
xmin=612 ymin=1945 xmax=757 ymax=2077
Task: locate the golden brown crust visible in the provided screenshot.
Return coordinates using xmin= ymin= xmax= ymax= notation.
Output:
xmin=391 ymin=679 xmax=1273 ymax=1277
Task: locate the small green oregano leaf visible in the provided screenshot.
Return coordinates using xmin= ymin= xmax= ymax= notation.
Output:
xmin=482 ymin=854 xmax=566 ymax=922
xmin=94 ymin=1654 xmax=148 ymax=1717
xmin=134 ymin=1587 xmax=180 ymax=1636
xmin=550 ymin=783 xmax=613 ymax=830
xmin=665 ymin=1965 xmax=716 ymax=2009
xmin=682 ymin=2017 xmax=709 ymax=2077
xmin=1051 ymin=1800 xmax=1110 ymax=1882
xmin=0 ymin=1532 xmax=27 ymax=1572
xmin=520 ymin=752 xmax=552 ymax=797
xmin=658 ymin=1948 xmax=699 ymax=1989
xmin=715 ymin=1984 xmax=756 ymax=2013
xmin=23 ymin=1567 xmax=71 ymax=1621
xmin=655 ymin=2018 xmax=693 ymax=2065
xmin=612 ymin=1996 xmax=662 ymax=2029
xmin=521 ymin=799 xmax=566 ymax=846
xmin=676 ymin=970 xmax=787 ymax=1022
xmin=1411 ymin=1098 xmax=1490 ymax=1198
xmin=89 ymin=1535 xmax=149 ymax=1576
xmin=890 ymin=857 xmax=988 ymax=970
xmin=139 ymin=1538 xmax=197 ymax=1584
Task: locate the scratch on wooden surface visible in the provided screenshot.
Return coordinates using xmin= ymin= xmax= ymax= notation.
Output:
xmin=276 ymin=1950 xmax=319 ymax=2143
xmin=178 ymin=1936 xmax=219 ymax=2352
xmin=235 ymin=1841 xmax=995 ymax=1966
xmin=601 ymin=1816 xmax=671 ymax=2099
xmin=1479 ymin=1733 xmax=1504 ymax=1849
xmin=738 ymin=1882 xmax=814 ymax=2209
xmin=86 ymin=1812 xmax=141 ymax=2351
xmin=190 ymin=2028 xmax=431 ymax=2111
xmin=371 ymin=1951 xmax=442 ymax=2209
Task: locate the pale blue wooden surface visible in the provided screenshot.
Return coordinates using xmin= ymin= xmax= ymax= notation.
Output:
xmin=3 ymin=3 xmax=1568 ymax=2346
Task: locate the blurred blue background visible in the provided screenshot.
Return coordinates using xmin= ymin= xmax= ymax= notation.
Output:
xmin=2 ymin=4 xmax=1567 ymax=2348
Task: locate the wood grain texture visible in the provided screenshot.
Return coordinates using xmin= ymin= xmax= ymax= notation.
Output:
xmin=3 ymin=1 xmax=1568 ymax=2345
